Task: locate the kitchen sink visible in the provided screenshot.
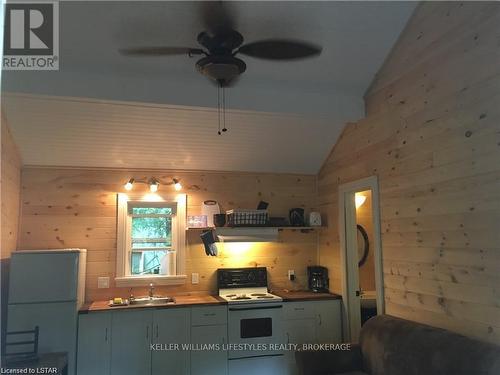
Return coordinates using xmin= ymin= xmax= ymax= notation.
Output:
xmin=129 ymin=296 xmax=175 ymax=306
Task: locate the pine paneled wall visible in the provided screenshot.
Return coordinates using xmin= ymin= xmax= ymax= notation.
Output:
xmin=1 ymin=120 xmax=22 ymax=259
xmin=318 ymin=2 xmax=500 ymax=344
xmin=18 ymin=168 xmax=318 ymax=301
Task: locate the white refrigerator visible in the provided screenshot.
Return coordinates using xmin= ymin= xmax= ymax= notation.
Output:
xmin=7 ymin=249 xmax=87 ymax=375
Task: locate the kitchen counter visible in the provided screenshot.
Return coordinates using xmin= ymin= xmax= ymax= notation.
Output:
xmin=79 ymin=294 xmax=226 ymax=313
xmin=273 ymin=290 xmax=342 ymax=302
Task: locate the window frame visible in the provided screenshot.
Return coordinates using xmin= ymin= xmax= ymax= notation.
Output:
xmin=115 ymin=193 xmax=187 ymax=287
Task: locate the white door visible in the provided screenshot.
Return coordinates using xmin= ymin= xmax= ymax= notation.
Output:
xmin=77 ymin=312 xmax=111 ymax=375
xmin=111 ymin=309 xmax=152 ymax=375
xmin=151 ymin=308 xmax=190 ymax=375
xmin=315 ymin=300 xmax=342 ymax=343
xmin=284 ymin=318 xmax=316 ymax=375
xmin=339 ymin=176 xmax=384 ymax=343
xmin=191 ymin=325 xmax=227 ymax=375
xmin=7 ymin=302 xmax=78 ymax=374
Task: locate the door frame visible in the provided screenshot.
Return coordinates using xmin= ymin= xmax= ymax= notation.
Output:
xmin=338 ymin=175 xmax=384 ymax=341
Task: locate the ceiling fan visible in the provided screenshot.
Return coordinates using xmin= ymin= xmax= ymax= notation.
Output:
xmin=120 ymin=2 xmax=322 ymax=133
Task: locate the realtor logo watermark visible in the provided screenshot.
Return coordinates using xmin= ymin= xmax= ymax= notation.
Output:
xmin=3 ymin=1 xmax=59 ymax=70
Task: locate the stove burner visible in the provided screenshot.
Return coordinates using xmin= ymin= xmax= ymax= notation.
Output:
xmin=231 ymin=296 xmax=251 ymax=300
xmin=225 ymin=294 xmax=236 ymax=297
xmin=250 ymin=293 xmax=268 ymax=296
xmin=257 ymin=295 xmax=274 ymax=299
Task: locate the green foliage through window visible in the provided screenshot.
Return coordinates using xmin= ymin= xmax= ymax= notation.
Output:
xmin=130 ymin=206 xmax=173 ymax=275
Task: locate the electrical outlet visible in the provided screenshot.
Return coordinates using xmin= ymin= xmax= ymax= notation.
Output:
xmin=191 ymin=273 xmax=199 ymax=284
xmin=97 ymin=276 xmax=110 ymax=289
xmin=288 ymin=270 xmax=296 ymax=281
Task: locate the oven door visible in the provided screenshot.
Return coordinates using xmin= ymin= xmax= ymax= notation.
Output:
xmin=228 ymin=303 xmax=285 ymax=359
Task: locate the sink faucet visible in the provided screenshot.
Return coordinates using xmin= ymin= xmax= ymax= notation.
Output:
xmin=148 ymin=283 xmax=155 ymax=298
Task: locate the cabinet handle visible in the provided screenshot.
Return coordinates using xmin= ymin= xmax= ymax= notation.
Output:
xmin=155 ymin=324 xmax=159 ymax=338
xmin=105 ymin=327 xmax=108 ymax=342
xmin=203 ymin=313 xmax=216 ymax=316
xmin=294 ymin=307 xmax=304 ymax=311
xmin=146 ymin=326 xmax=149 ymax=340
xmin=221 ymin=336 xmax=225 ymax=345
xmin=318 ymin=314 xmax=322 ymax=326
xmin=286 ymin=332 xmax=290 ymax=344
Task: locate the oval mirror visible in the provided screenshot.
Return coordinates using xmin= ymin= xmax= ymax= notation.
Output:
xmin=357 ymin=224 xmax=370 ymax=267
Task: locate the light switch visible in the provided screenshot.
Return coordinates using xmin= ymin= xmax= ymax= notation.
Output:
xmin=191 ymin=273 xmax=199 ymax=284
xmin=97 ymin=276 xmax=110 ymax=289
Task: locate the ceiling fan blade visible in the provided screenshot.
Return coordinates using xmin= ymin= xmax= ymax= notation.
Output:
xmin=119 ymin=47 xmax=204 ymax=56
xmin=200 ymin=1 xmax=236 ymax=33
xmin=238 ymin=40 xmax=322 ymax=60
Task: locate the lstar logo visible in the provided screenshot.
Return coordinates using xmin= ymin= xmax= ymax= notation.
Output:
xmin=3 ymin=1 xmax=59 ymax=70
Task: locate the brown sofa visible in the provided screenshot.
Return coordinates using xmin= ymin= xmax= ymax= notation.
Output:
xmin=295 ymin=314 xmax=500 ymax=375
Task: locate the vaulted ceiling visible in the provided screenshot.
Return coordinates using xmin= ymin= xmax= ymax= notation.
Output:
xmin=1 ymin=1 xmax=416 ymax=174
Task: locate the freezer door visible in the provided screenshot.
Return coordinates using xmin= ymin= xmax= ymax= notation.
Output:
xmin=7 ymin=302 xmax=78 ymax=375
xmin=9 ymin=251 xmax=80 ymax=303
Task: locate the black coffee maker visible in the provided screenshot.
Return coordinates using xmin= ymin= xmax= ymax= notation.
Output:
xmin=307 ymin=266 xmax=329 ymax=293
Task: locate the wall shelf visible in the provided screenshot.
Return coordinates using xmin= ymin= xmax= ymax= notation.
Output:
xmin=187 ymin=226 xmax=324 ymax=233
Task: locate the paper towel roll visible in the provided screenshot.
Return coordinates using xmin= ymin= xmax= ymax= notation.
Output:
xmin=160 ymin=251 xmax=176 ymax=275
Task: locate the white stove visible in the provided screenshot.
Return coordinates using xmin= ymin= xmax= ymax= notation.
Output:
xmin=219 ymin=287 xmax=282 ymax=304
xmin=217 ymin=267 xmax=286 ymax=373
xmin=217 ymin=267 xmax=282 ymax=304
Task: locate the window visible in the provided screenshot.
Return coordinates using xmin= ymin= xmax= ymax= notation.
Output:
xmin=116 ymin=194 xmax=186 ymax=286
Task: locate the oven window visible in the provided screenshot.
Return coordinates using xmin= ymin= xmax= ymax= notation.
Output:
xmin=240 ymin=318 xmax=272 ymax=338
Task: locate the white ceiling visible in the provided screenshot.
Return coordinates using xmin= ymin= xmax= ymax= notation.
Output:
xmin=1 ymin=1 xmax=416 ymax=173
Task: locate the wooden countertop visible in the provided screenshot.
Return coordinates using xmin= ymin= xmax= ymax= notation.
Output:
xmin=79 ymin=294 xmax=226 ymax=313
xmin=272 ymin=290 xmax=342 ymax=302
xmin=80 ymin=291 xmax=341 ymax=313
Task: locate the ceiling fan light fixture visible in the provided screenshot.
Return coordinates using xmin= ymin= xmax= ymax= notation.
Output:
xmin=196 ymin=55 xmax=246 ymax=85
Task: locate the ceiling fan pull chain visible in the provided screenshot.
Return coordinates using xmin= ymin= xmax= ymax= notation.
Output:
xmin=222 ymin=86 xmax=227 ymax=133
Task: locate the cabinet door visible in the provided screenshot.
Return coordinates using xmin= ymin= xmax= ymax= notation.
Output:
xmin=284 ymin=318 xmax=316 ymax=375
xmin=191 ymin=324 xmax=227 ymax=375
xmin=111 ymin=309 xmax=152 ymax=375
xmin=315 ymin=300 xmax=342 ymax=343
xmin=151 ymin=308 xmax=190 ymax=375
xmin=77 ymin=312 xmax=111 ymax=375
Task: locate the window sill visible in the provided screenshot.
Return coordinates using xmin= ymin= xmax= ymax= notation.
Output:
xmin=115 ymin=275 xmax=187 ymax=287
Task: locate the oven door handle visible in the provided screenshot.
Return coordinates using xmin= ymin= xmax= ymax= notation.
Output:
xmin=228 ymin=305 xmax=283 ymax=311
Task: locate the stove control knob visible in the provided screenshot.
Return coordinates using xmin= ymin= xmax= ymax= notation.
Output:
xmin=247 ymin=272 xmax=255 ymax=281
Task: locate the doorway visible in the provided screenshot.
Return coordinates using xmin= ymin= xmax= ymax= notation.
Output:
xmin=338 ymin=176 xmax=384 ymax=342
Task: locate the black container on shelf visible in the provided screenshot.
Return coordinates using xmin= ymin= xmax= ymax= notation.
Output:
xmin=289 ymin=208 xmax=305 ymax=226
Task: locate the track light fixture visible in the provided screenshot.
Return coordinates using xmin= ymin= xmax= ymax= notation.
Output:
xmin=173 ymin=179 xmax=182 ymax=191
xmin=124 ymin=178 xmax=135 ymax=191
xmin=149 ymin=178 xmax=159 ymax=192
xmin=123 ymin=177 xmax=183 ymax=192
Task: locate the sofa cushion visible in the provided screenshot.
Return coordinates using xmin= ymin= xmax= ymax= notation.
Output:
xmin=359 ymin=315 xmax=500 ymax=375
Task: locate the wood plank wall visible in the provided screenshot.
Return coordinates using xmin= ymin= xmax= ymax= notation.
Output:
xmin=318 ymin=2 xmax=500 ymax=344
xmin=1 ymin=119 xmax=22 ymax=345
xmin=1 ymin=120 xmax=22 ymax=258
xmin=18 ymin=168 xmax=318 ymax=301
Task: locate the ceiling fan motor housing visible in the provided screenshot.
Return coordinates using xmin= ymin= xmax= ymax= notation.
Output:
xmin=196 ymin=55 xmax=246 ymax=86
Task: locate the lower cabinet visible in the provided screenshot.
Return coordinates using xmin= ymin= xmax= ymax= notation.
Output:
xmin=77 ymin=312 xmax=112 ymax=375
xmin=190 ymin=306 xmax=228 ymax=375
xmin=110 ymin=309 xmax=152 ymax=375
xmin=77 ymin=300 xmax=341 ymax=375
xmin=315 ymin=300 xmax=342 ymax=343
xmin=191 ymin=325 xmax=227 ymax=375
xmin=283 ymin=299 xmax=342 ymax=375
xmin=151 ymin=309 xmax=190 ymax=375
